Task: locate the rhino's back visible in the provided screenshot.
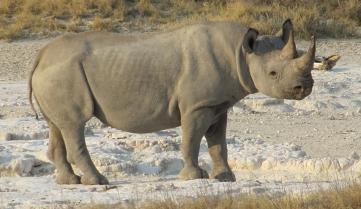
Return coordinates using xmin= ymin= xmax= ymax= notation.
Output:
xmin=37 ymin=21 xmax=245 ymax=64
xmin=34 ymin=22 xmax=246 ymax=133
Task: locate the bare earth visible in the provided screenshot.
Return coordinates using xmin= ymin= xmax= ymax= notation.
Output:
xmin=0 ymin=37 xmax=361 ymax=208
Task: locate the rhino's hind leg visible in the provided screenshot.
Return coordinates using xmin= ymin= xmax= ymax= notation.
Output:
xmin=47 ymin=121 xmax=80 ymax=184
xmin=179 ymin=109 xmax=214 ymax=180
xmin=60 ymin=124 xmax=109 ymax=185
xmin=205 ymin=113 xmax=235 ymax=182
xmin=32 ymin=60 xmax=108 ymax=185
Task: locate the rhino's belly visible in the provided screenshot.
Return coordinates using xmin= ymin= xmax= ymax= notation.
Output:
xmin=93 ymin=100 xmax=180 ymax=133
xmin=94 ymin=101 xmax=180 ymax=133
xmin=88 ymin=76 xmax=181 ymax=133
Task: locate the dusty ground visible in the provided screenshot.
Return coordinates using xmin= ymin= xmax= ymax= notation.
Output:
xmin=0 ymin=37 xmax=361 ymax=208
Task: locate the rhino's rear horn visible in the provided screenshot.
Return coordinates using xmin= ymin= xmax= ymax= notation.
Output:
xmin=280 ymin=19 xmax=297 ymax=59
xmin=243 ymin=28 xmax=259 ymax=53
xmin=296 ymin=35 xmax=316 ymax=71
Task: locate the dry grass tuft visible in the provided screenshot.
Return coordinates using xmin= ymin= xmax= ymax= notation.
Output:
xmin=81 ymin=183 xmax=361 ymax=209
xmin=136 ymin=0 xmax=157 ymax=17
xmin=90 ymin=16 xmax=113 ymax=31
xmin=0 ymin=0 xmax=360 ymax=40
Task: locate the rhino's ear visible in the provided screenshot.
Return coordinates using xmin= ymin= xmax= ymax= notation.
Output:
xmin=243 ymin=28 xmax=259 ymax=53
xmin=277 ymin=19 xmax=293 ymax=43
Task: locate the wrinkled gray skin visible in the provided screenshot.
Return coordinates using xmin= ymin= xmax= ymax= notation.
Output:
xmin=29 ymin=19 xmax=315 ymax=185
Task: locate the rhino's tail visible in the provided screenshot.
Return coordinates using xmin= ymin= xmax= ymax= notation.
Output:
xmin=28 ymin=49 xmax=44 ymax=120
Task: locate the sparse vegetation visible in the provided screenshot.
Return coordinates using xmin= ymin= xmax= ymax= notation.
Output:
xmin=0 ymin=0 xmax=360 ymax=40
xmin=90 ymin=16 xmax=113 ymax=31
xmin=81 ymin=183 xmax=361 ymax=209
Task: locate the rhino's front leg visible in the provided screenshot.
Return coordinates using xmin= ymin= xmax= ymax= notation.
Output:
xmin=205 ymin=113 xmax=235 ymax=182
xmin=179 ymin=109 xmax=214 ymax=180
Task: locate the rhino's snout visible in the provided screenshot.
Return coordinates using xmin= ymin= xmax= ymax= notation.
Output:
xmin=292 ymin=79 xmax=314 ymax=100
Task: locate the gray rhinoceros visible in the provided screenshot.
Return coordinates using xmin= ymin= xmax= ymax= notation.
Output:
xmin=29 ymin=19 xmax=315 ymax=185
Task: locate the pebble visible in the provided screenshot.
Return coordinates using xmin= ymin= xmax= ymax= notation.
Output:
xmin=252 ymin=187 xmax=267 ymax=194
xmin=244 ymin=129 xmax=251 ymax=134
xmin=349 ymin=151 xmax=360 ymax=160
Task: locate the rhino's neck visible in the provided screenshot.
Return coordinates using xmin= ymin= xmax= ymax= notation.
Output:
xmin=235 ymin=46 xmax=258 ymax=96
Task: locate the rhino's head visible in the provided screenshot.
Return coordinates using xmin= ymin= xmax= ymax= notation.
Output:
xmin=243 ymin=19 xmax=315 ymax=100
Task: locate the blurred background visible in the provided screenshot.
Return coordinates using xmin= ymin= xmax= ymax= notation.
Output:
xmin=0 ymin=0 xmax=360 ymax=41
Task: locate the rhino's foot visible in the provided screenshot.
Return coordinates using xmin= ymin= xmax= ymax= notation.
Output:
xmin=179 ymin=166 xmax=209 ymax=180
xmin=211 ymin=170 xmax=236 ymax=182
xmin=81 ymin=173 xmax=109 ymax=185
xmin=56 ymin=172 xmax=81 ymax=184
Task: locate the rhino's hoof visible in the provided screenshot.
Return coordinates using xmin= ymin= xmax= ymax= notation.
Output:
xmin=56 ymin=173 xmax=81 ymax=184
xmin=179 ymin=166 xmax=209 ymax=180
xmin=81 ymin=174 xmax=109 ymax=185
xmin=211 ymin=170 xmax=236 ymax=182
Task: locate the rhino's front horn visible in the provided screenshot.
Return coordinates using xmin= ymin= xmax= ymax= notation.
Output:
xmin=296 ymin=36 xmax=316 ymax=71
xmin=280 ymin=19 xmax=297 ymax=59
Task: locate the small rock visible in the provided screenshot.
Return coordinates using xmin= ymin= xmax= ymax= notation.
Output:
xmin=252 ymin=187 xmax=267 ymax=194
xmin=226 ymin=138 xmax=236 ymax=144
xmin=11 ymin=157 xmax=36 ymax=176
xmin=84 ymin=127 xmax=94 ymax=136
xmin=291 ymin=150 xmax=306 ymax=158
xmin=167 ymin=183 xmax=177 ymax=190
xmin=350 ymin=151 xmax=360 ymax=160
xmin=290 ymin=144 xmax=301 ymax=151
xmin=244 ymin=129 xmax=251 ymax=134
xmin=328 ymin=115 xmax=336 ymax=120
xmin=255 ymin=139 xmax=264 ymax=144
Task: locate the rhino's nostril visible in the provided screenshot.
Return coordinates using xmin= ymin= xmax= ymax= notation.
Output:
xmin=293 ymin=85 xmax=303 ymax=92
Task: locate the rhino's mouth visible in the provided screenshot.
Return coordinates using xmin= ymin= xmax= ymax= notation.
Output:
xmin=285 ymin=77 xmax=314 ymax=100
xmin=287 ymin=86 xmax=313 ymax=100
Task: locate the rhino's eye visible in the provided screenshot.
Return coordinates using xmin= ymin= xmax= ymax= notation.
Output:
xmin=269 ymin=71 xmax=277 ymax=77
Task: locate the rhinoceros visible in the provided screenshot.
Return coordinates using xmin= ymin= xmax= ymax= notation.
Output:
xmin=29 ymin=19 xmax=315 ymax=185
